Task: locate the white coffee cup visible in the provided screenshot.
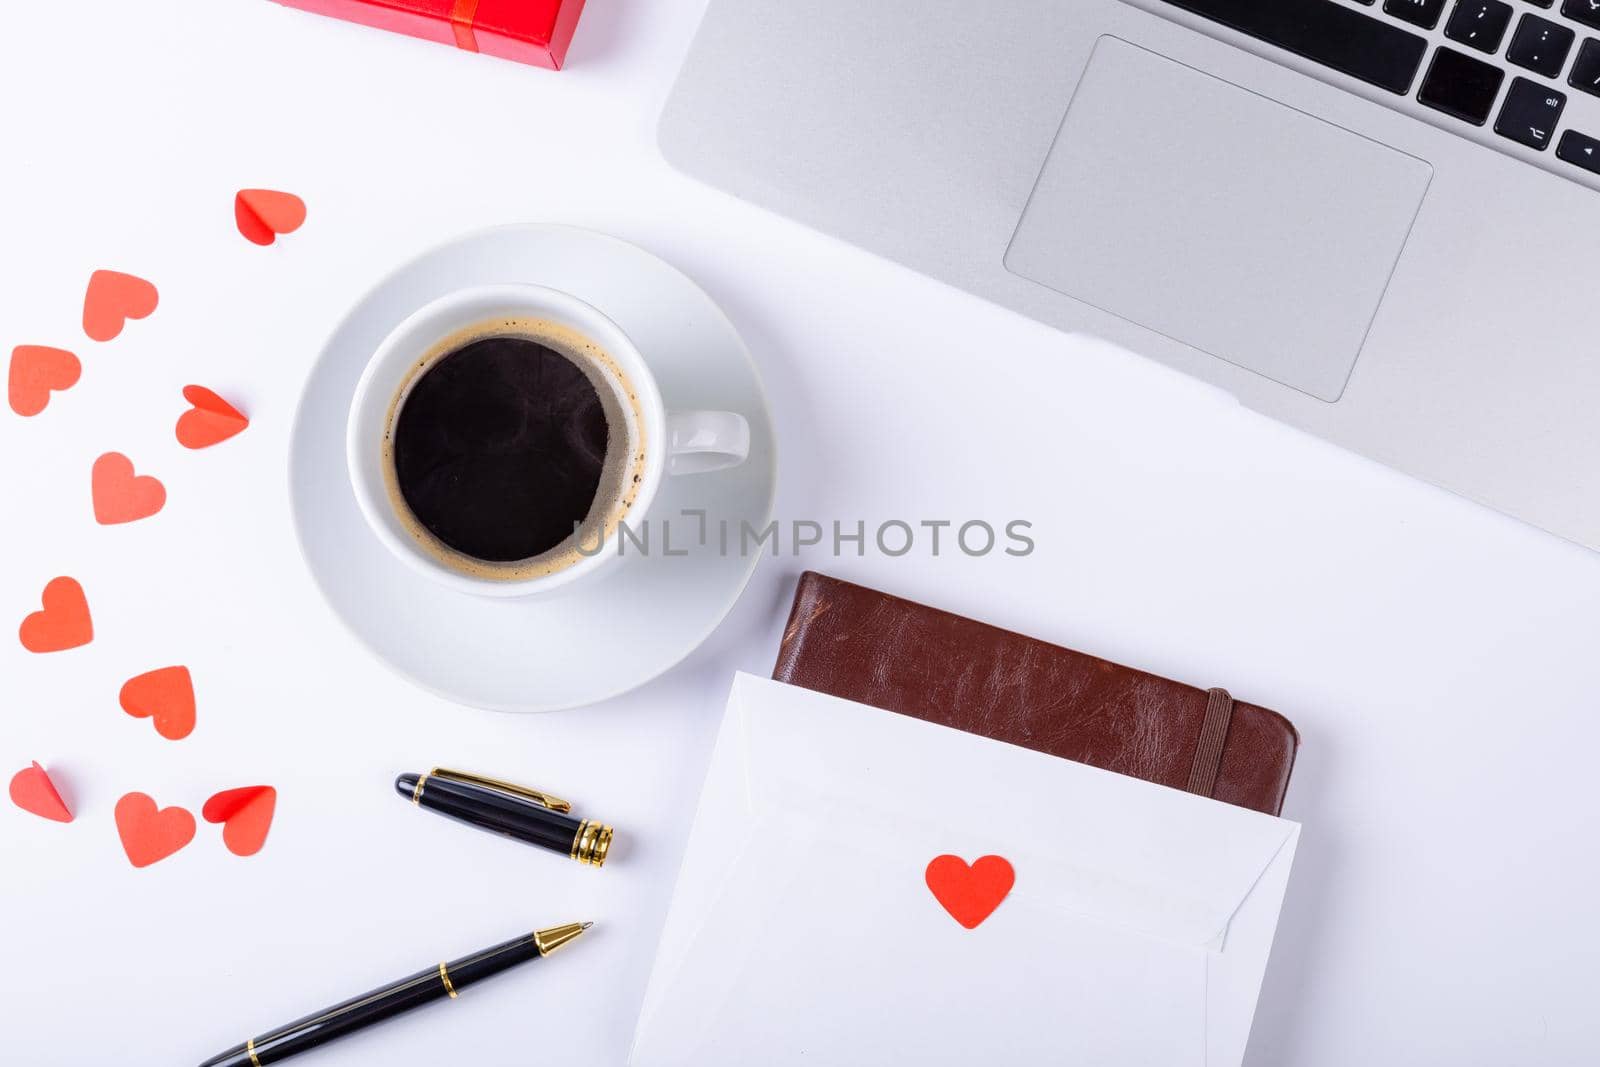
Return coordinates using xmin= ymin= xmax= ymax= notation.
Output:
xmin=347 ymin=284 xmax=750 ymax=598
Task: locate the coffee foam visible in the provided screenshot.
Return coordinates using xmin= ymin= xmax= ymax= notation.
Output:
xmin=380 ymin=316 xmax=649 ymax=581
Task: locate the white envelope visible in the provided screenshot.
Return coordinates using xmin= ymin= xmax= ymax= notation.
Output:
xmin=630 ymin=674 xmax=1301 ymax=1067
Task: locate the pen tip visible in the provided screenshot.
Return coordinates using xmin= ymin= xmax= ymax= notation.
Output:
xmin=581 ymin=921 xmax=594 ymax=930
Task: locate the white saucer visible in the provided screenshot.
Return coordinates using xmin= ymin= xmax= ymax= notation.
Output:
xmin=288 ymin=225 xmax=777 ymax=711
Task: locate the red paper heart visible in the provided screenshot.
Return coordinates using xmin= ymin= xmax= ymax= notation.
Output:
xmin=202 ymin=785 xmax=276 ymax=856
xmin=119 ymin=666 xmax=195 ymax=741
xmin=9 ymin=762 xmax=73 ymax=823
xmin=8 ymin=345 xmax=80 ymax=417
xmin=114 ymin=793 xmax=195 ymax=868
xmin=82 ymin=270 xmax=158 ymax=342
xmin=92 ymin=452 xmax=166 ymax=525
xmin=18 ymin=576 xmax=93 ymax=653
xmin=235 ymin=189 xmax=306 ymax=246
xmin=925 ymin=854 xmax=1015 ymax=929
xmin=176 ymin=385 xmax=248 ymax=449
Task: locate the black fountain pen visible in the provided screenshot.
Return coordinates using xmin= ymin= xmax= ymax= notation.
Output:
xmin=197 ymin=922 xmax=590 ymax=1066
xmin=396 ymin=767 xmax=613 ymax=867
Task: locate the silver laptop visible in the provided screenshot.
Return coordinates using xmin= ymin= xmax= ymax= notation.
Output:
xmin=660 ymin=0 xmax=1600 ymax=550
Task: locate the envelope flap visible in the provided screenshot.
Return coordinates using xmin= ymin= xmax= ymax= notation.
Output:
xmin=730 ymin=673 xmax=1297 ymax=949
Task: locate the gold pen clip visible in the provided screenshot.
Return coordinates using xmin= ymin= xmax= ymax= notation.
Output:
xmin=429 ymin=767 xmax=573 ymax=813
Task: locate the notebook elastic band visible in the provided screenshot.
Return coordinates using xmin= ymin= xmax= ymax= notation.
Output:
xmin=450 ymin=0 xmax=481 ymax=51
xmin=1186 ymin=687 xmax=1234 ymax=798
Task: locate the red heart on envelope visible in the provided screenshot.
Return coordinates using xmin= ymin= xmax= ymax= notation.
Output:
xmin=119 ymin=666 xmax=195 ymax=741
xmin=9 ymin=345 xmax=80 ymax=416
xmin=18 ymin=577 xmax=93 ymax=653
xmin=925 ymin=854 xmax=1015 ymax=929
xmin=176 ymin=385 xmax=248 ymax=449
xmin=235 ymin=189 xmax=306 ymax=246
xmin=202 ymin=786 xmax=276 ymax=857
xmin=115 ymin=792 xmax=195 ymax=868
xmin=9 ymin=762 xmax=73 ymax=823
xmin=82 ymin=270 xmax=158 ymax=342
xmin=92 ymin=452 xmax=166 ymax=525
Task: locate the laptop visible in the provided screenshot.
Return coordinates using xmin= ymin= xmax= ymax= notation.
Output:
xmin=660 ymin=0 xmax=1600 ymax=550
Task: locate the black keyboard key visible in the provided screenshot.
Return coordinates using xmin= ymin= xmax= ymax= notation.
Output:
xmin=1571 ymin=38 xmax=1600 ymax=94
xmin=1494 ymin=76 xmax=1566 ymax=147
xmin=1386 ymin=0 xmax=1448 ymax=28
xmin=1418 ymin=46 xmax=1507 ymax=124
xmin=1154 ymin=0 xmax=1428 ymax=94
xmin=1507 ymin=14 xmax=1575 ymax=77
xmin=1445 ymin=0 xmax=1514 ymax=52
xmin=1556 ymin=128 xmax=1600 ymax=171
xmin=1524 ymin=0 xmax=1553 ymax=8
xmin=1562 ymin=0 xmax=1600 ymax=30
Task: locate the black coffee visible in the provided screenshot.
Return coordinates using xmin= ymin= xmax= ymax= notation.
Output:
xmin=392 ymin=334 xmax=609 ymax=563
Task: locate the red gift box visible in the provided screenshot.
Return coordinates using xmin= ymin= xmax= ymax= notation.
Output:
xmin=272 ymin=0 xmax=585 ymax=70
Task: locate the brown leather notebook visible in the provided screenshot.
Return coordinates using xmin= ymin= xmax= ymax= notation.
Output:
xmin=772 ymin=571 xmax=1299 ymax=816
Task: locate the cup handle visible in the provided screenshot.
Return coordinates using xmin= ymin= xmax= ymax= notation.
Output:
xmin=665 ymin=411 xmax=750 ymax=475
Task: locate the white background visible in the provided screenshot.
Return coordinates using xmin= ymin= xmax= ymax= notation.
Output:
xmin=2 ymin=2 xmax=1598 ymax=1065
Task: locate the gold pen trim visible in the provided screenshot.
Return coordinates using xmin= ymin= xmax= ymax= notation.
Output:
xmin=532 ymin=922 xmax=590 ymax=956
xmin=570 ymin=819 xmax=612 ymax=867
xmin=438 ymin=962 xmax=458 ymax=999
xmin=427 ymin=768 xmax=571 ymax=813
xmin=410 ymin=771 xmax=429 ymax=805
xmin=246 ymin=1037 xmax=262 ymax=1067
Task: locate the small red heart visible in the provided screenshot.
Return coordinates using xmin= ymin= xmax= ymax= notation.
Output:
xmin=92 ymin=452 xmax=166 ymax=525
xmin=18 ymin=577 xmax=93 ymax=653
xmin=114 ymin=793 xmax=195 ymax=868
xmin=176 ymin=385 xmax=248 ymax=449
xmin=9 ymin=762 xmax=73 ymax=823
xmin=925 ymin=854 xmax=1015 ymax=929
xmin=202 ymin=785 xmax=277 ymax=857
xmin=82 ymin=270 xmax=159 ymax=342
xmin=235 ymin=189 xmax=307 ymax=246
xmin=119 ymin=666 xmax=195 ymax=741
xmin=9 ymin=345 xmax=81 ymax=417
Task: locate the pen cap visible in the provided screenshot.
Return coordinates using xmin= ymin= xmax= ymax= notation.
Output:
xmin=397 ymin=768 xmax=613 ymax=866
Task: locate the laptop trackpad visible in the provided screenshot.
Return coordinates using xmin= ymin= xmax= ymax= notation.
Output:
xmin=1004 ymin=37 xmax=1431 ymax=403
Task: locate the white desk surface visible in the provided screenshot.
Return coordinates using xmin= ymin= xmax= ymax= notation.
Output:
xmin=3 ymin=3 xmax=1598 ymax=1065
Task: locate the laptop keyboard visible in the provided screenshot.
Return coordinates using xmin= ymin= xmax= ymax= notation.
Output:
xmin=1156 ymin=0 xmax=1600 ymax=183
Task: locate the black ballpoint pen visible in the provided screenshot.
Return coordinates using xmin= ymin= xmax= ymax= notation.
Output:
xmin=197 ymin=922 xmax=591 ymax=1067
xmin=396 ymin=767 xmax=614 ymax=866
